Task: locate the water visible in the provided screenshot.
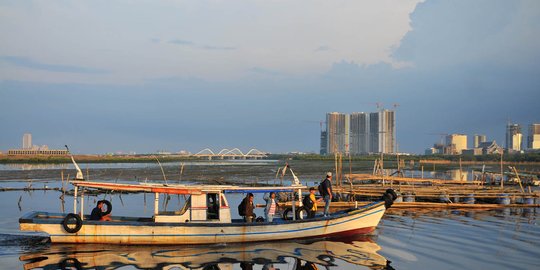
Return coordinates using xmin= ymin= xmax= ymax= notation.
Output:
xmin=0 ymin=161 xmax=539 ymax=269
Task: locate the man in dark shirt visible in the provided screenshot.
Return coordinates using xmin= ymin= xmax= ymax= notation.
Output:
xmin=244 ymin=193 xmax=255 ymax=223
xmin=90 ymin=200 xmax=111 ymax=221
xmin=321 ymin=172 xmax=333 ymax=217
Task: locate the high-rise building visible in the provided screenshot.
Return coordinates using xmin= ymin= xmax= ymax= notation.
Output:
xmin=326 ymin=112 xmax=348 ymax=154
xmin=320 ymin=130 xmax=327 ymax=155
xmin=528 ymin=124 xmax=540 ymax=149
xmin=344 ymin=114 xmax=350 ymax=155
xmin=446 ymin=134 xmax=467 ymax=154
xmin=506 ymin=123 xmax=522 ymax=151
xmin=349 ymin=112 xmax=369 ymax=154
xmin=323 ymin=110 xmax=395 ymax=155
xmin=22 ymin=133 xmax=32 ymax=149
xmin=379 ymin=110 xmax=395 ymax=153
xmin=368 ymin=110 xmax=395 ymax=154
xmin=473 ymin=134 xmax=486 ymax=148
xmin=368 ymin=112 xmax=379 ymax=153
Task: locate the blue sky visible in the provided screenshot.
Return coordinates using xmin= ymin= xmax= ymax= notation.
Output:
xmin=1 ymin=0 xmax=539 ymax=154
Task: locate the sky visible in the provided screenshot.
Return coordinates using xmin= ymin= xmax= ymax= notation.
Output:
xmin=1 ymin=0 xmax=539 ymax=154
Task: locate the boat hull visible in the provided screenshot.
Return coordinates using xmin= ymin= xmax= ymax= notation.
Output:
xmin=20 ymin=202 xmax=386 ymax=244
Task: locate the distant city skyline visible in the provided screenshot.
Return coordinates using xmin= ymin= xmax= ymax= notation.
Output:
xmin=7 ymin=133 xmax=68 ymax=156
xmin=1 ymin=1 xmax=539 ymax=154
xmin=2 ymin=119 xmax=539 ymax=155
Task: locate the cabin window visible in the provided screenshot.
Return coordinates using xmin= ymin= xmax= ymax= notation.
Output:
xmin=207 ymin=193 xmax=219 ymax=220
xmin=220 ymin=194 xmax=228 ymax=207
xmin=178 ymin=195 xmax=191 ymax=215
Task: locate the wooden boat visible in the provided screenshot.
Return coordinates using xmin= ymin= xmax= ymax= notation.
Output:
xmin=20 ymin=236 xmax=388 ymax=270
xmin=20 ymin=180 xmax=397 ymax=244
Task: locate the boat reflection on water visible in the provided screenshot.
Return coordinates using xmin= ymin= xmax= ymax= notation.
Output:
xmin=20 ymin=236 xmax=391 ymax=270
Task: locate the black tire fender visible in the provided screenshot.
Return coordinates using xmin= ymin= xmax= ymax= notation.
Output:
xmin=382 ymin=189 xmax=398 ymax=209
xmin=62 ymin=213 xmax=82 ymax=234
xmin=101 ymin=199 xmax=112 ymax=215
xmin=283 ymin=208 xmax=293 ymax=220
xmin=385 ymin=189 xmax=398 ymax=201
xmin=295 ymin=206 xmax=308 ymax=220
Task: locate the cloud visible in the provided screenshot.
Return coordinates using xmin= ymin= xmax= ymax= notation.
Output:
xmin=392 ymin=0 xmax=540 ymax=70
xmin=248 ymin=67 xmax=285 ymax=76
xmin=1 ymin=1 xmax=539 ymax=154
xmin=315 ymin=45 xmax=332 ymax=52
xmin=169 ymin=39 xmax=195 ymax=46
xmin=201 ymin=45 xmax=236 ymax=51
xmin=169 ymin=39 xmax=236 ymax=51
xmin=0 ymin=1 xmax=420 ymax=82
xmin=0 ymin=56 xmax=108 ymax=74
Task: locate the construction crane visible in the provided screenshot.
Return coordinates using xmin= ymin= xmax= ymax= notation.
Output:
xmin=427 ymin=133 xmax=448 ymax=145
xmin=302 ymin=120 xmax=326 ymax=131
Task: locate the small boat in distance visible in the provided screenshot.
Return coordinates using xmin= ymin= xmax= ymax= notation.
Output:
xmin=20 ymin=180 xmax=397 ymax=245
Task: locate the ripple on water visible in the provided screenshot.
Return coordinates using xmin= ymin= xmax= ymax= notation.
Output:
xmin=379 ymin=209 xmax=540 ymax=270
xmin=0 ymin=233 xmax=50 ymax=256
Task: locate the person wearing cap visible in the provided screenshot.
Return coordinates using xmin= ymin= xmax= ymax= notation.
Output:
xmin=90 ymin=200 xmax=111 ymax=221
xmin=321 ymin=172 xmax=333 ymax=217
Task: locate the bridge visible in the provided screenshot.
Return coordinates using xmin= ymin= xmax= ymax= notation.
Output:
xmin=192 ymin=148 xmax=268 ymax=160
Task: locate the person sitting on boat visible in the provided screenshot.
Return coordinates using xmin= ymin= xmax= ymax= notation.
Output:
xmin=90 ymin=200 xmax=111 ymax=221
xmin=321 ymin=172 xmax=333 ymax=217
xmin=263 ymin=192 xmax=279 ymax=222
xmin=242 ymin=193 xmax=256 ymax=223
xmin=305 ymin=187 xmax=321 ymax=218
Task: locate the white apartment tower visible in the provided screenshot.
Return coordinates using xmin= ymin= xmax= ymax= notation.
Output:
xmin=474 ymin=134 xmax=487 ymax=148
xmin=379 ymin=110 xmax=396 ymax=153
xmin=324 ymin=110 xmax=395 ymax=155
xmin=528 ymin=124 xmax=540 ymax=149
xmin=22 ymin=133 xmax=32 ymax=149
xmin=326 ymin=112 xmax=348 ymax=154
xmin=446 ymin=134 xmax=468 ymax=154
xmin=349 ymin=112 xmax=369 ymax=154
xmin=368 ymin=110 xmax=395 ymax=154
xmin=506 ymin=123 xmax=522 ymax=151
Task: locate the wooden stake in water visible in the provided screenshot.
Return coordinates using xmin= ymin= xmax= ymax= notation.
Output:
xmin=155 ymin=157 xmax=168 ymax=185
xmin=380 ymin=152 xmax=385 ymax=186
xmin=459 ymin=157 xmax=463 ymax=181
xmin=180 ymin=162 xmax=185 ymax=181
xmin=500 ymin=152 xmax=504 ymax=190
xmin=334 ymin=152 xmax=338 ymax=186
xmin=61 ymin=170 xmax=64 ymax=191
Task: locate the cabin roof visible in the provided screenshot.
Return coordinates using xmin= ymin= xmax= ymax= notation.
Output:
xmin=71 ymin=181 xmax=306 ymax=195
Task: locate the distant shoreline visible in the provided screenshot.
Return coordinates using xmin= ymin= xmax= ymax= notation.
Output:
xmin=1 ymin=153 xmax=539 ymax=164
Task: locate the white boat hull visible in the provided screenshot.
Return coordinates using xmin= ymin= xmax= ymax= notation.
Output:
xmin=20 ymin=202 xmax=386 ymax=244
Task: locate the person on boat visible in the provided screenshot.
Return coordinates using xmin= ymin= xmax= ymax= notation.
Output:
xmin=305 ymin=187 xmax=321 ymax=218
xmin=263 ymin=192 xmax=279 ymax=222
xmin=244 ymin=193 xmax=255 ymax=223
xmin=90 ymin=200 xmax=111 ymax=221
xmin=321 ymin=172 xmax=333 ymax=217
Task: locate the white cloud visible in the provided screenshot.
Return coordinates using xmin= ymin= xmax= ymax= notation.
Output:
xmin=0 ymin=0 xmax=422 ymax=83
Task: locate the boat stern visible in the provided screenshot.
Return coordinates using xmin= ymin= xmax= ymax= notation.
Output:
xmin=19 ymin=211 xmax=63 ymax=235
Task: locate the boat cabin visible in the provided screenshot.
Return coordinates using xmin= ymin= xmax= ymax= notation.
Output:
xmin=155 ymin=192 xmax=232 ymax=223
xmin=70 ymin=181 xmax=306 ymax=224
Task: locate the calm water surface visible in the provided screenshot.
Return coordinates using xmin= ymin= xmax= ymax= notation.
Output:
xmin=0 ymin=161 xmax=539 ymax=269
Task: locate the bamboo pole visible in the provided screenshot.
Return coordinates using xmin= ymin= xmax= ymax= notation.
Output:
xmin=459 ymin=157 xmax=463 ymax=181
xmin=500 ymin=152 xmax=504 ymax=189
